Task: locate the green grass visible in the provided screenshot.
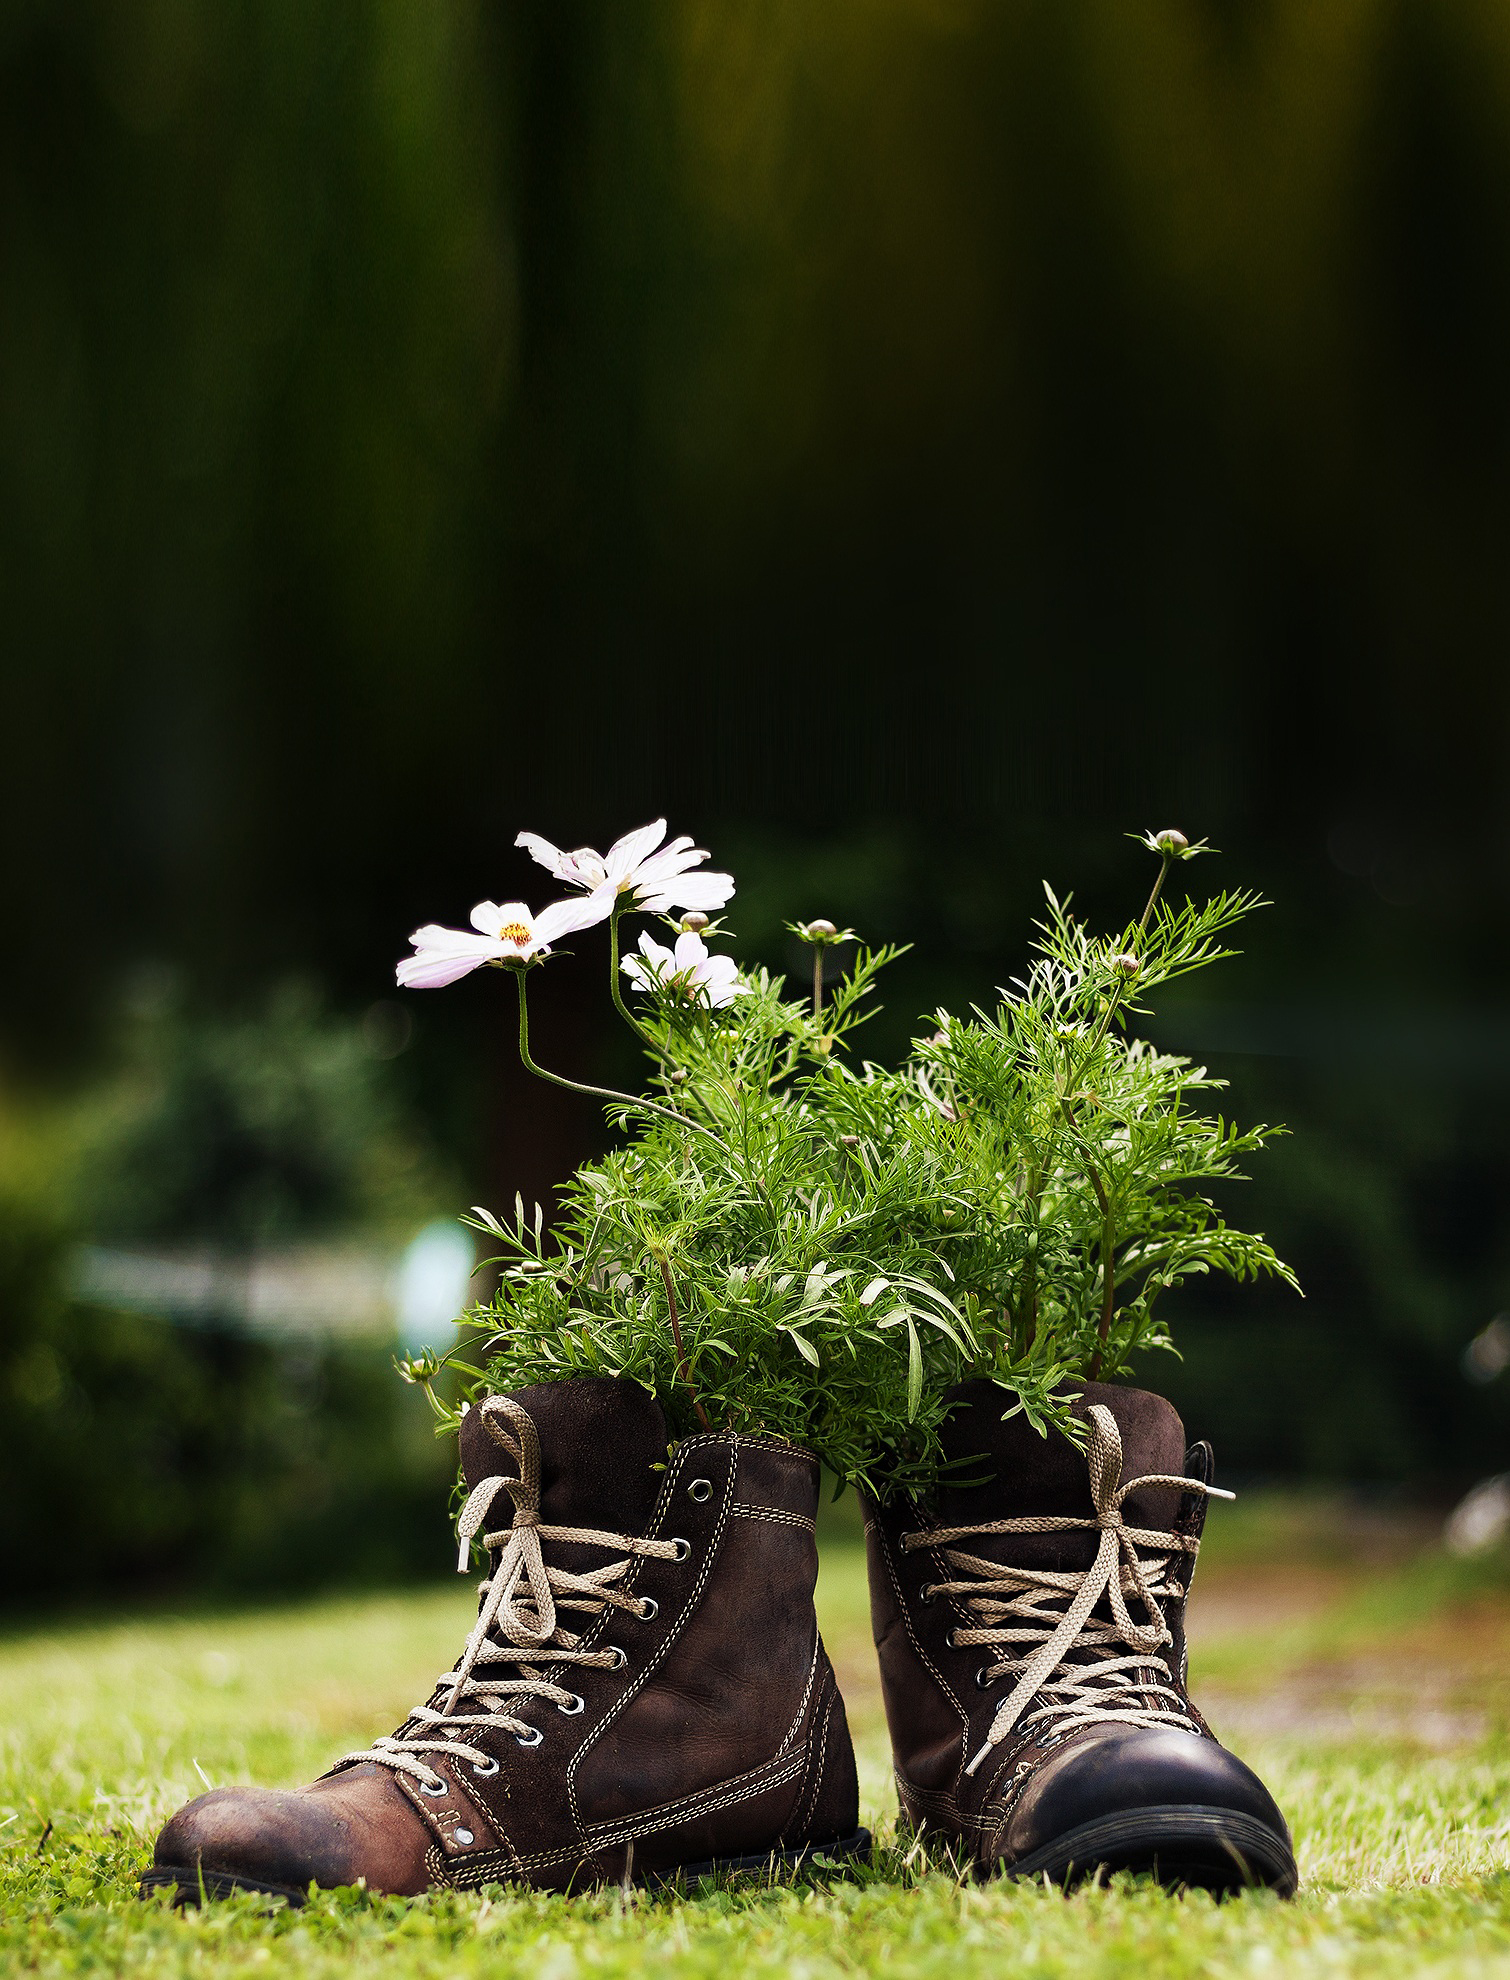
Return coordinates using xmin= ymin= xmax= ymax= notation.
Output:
xmin=4 ymin=1511 xmax=1510 ymax=1978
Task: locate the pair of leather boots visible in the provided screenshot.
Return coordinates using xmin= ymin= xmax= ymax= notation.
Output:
xmin=144 ymin=1374 xmax=1297 ymax=1901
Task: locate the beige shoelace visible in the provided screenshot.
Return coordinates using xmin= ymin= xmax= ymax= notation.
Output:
xmin=344 ymin=1395 xmax=682 ymax=1791
xmin=903 ymin=1403 xmax=1234 ymax=1779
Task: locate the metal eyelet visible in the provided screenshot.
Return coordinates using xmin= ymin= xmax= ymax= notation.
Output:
xmin=670 ymin=1538 xmax=692 ymax=1561
xmin=470 ymin=1755 xmax=499 ymax=1779
xmin=605 ymin=1645 xmax=628 ymax=1670
xmin=419 ymin=1777 xmax=448 ymax=1797
xmin=556 ymin=1692 xmax=585 ymax=1715
xmin=688 ymin=1478 xmax=713 ymax=1503
xmin=975 ymin=1666 xmax=996 ymax=1690
xmin=919 ymin=1584 xmax=937 ymax=1605
xmin=514 ymin=1725 xmax=544 ymax=1749
xmin=945 ymin=1629 xmax=961 ymax=1649
xmin=637 ymin=1596 xmax=659 ymax=1622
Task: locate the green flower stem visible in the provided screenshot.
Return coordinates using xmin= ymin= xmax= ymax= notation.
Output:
xmin=1052 ymin=846 xmax=1178 ymax=1368
xmin=513 ymin=968 xmax=718 ymax=1145
xmin=812 ymin=947 xmax=823 ymax=1018
xmin=608 ymin=904 xmax=654 ymax=1044
xmin=651 ymin=1250 xmax=712 ymax=1432
xmin=1018 ymin=1164 xmax=1042 ymax=1352
xmin=1064 ymin=847 xmax=1176 ymax=1104
xmin=1137 ymin=847 xmax=1175 ymax=939
xmin=1075 ymin=1131 xmax=1117 ymax=1381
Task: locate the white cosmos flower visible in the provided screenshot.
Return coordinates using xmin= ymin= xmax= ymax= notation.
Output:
xmin=397 ymin=887 xmax=614 ymax=989
xmin=621 ymin=929 xmax=748 ymax=1010
xmin=515 ymin=818 xmax=734 ymax=916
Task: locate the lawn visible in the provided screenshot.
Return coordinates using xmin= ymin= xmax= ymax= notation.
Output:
xmin=4 ymin=1497 xmax=1509 ymax=1979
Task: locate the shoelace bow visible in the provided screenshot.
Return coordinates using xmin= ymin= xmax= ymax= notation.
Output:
xmin=345 ymin=1395 xmax=681 ymax=1790
xmin=903 ymin=1403 xmax=1234 ymax=1778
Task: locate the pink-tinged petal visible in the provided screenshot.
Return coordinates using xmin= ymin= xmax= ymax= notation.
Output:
xmin=631 ymin=838 xmax=705 ymax=886
xmin=397 ymin=939 xmax=502 ymax=988
xmin=533 ymin=882 xmax=616 ymax=946
xmin=699 ymin=956 xmax=747 ymax=1005
xmin=635 ymin=869 xmax=735 ymax=914
xmin=561 ymin=847 xmax=608 ymax=887
xmin=471 ymin=899 xmax=533 ymax=937
xmin=603 ymin=818 xmax=667 ymax=884
xmin=515 ymin=831 xmax=569 ymax=878
xmin=672 ymin=930 xmax=709 ymax=972
xmin=407 ymin=921 xmax=475 ymax=951
xmin=409 ymin=927 xmax=503 ymax=956
xmin=637 ymin=931 xmax=675 ymax=968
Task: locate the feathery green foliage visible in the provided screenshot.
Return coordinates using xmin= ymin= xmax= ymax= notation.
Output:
xmin=406 ymin=836 xmax=1296 ymax=1495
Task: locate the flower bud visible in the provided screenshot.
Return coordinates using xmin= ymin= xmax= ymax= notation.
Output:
xmin=1155 ymin=829 xmax=1189 ymax=857
xmin=1111 ymin=953 xmax=1141 ymax=979
xmin=840 ymin=1133 xmax=860 ymax=1148
xmin=680 ymin=912 xmax=710 ymax=933
xmin=805 ymin=918 xmax=838 ymax=941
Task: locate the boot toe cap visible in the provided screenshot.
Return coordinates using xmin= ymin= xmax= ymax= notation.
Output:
xmin=150 ymin=1765 xmax=431 ymax=1901
xmin=995 ymin=1726 xmax=1296 ymax=1892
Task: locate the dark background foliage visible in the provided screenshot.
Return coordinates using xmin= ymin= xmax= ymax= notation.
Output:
xmin=3 ymin=0 xmax=1509 ymax=1599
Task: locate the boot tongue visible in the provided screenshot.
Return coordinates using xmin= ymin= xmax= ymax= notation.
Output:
xmin=458 ymin=1376 xmax=669 ymax=1536
xmin=932 ymin=1379 xmax=1188 ymax=1571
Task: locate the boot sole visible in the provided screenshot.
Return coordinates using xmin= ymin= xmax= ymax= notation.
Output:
xmin=643 ymin=1826 xmax=873 ymax=1889
xmin=139 ymin=1829 xmax=873 ymax=1907
xmin=140 ymin=1865 xmax=311 ymax=1907
xmin=1001 ymin=1805 xmax=1298 ymax=1896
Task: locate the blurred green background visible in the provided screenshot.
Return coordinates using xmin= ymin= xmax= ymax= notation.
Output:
xmin=3 ymin=0 xmax=1509 ymax=1605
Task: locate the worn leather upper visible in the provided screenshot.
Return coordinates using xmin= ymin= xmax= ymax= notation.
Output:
xmin=152 ymin=1377 xmax=858 ymax=1896
xmin=864 ymin=1379 xmax=1292 ymax=1872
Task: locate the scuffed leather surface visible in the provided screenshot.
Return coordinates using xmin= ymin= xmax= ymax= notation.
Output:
xmin=151 ymin=1381 xmax=860 ymax=1897
xmin=580 ymin=1506 xmax=818 ymax=1818
xmin=152 ymin=1764 xmax=432 ymax=1896
xmin=863 ymin=1488 xmax=968 ymax=1800
xmin=458 ymin=1378 xmax=668 ymax=1536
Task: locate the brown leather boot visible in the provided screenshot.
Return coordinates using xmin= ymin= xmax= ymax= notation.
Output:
xmin=864 ymin=1379 xmax=1296 ymax=1893
xmin=144 ymin=1377 xmax=866 ymax=1901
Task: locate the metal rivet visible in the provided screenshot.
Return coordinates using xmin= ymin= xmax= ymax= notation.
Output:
xmin=454 ymin=1827 xmax=474 ymax=1846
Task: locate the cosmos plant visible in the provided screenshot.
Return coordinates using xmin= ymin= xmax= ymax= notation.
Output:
xmin=397 ymin=824 xmax=1296 ymax=1496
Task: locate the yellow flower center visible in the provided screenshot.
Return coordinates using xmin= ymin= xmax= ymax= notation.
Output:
xmin=498 ymin=921 xmax=532 ymax=946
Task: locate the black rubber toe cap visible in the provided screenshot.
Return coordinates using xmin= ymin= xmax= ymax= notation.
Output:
xmin=996 ymin=1727 xmax=1295 ymax=1891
